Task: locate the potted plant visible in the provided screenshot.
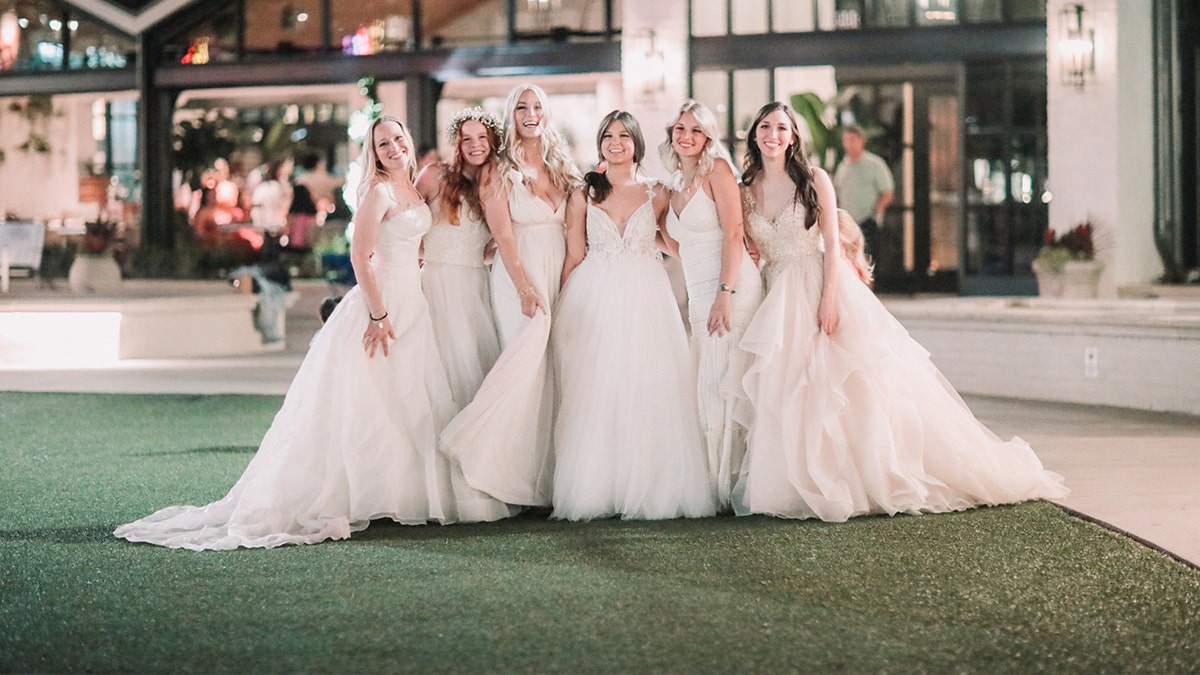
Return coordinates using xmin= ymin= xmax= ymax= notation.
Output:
xmin=68 ymin=217 xmax=123 ymax=293
xmin=1032 ymin=218 xmax=1103 ymax=298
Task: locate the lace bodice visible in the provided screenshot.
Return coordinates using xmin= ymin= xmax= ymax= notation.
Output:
xmin=423 ymin=206 xmax=491 ymax=268
xmin=372 ymin=203 xmax=433 ymax=269
xmin=585 ymin=194 xmax=661 ymax=262
xmin=743 ymin=192 xmax=822 ymax=267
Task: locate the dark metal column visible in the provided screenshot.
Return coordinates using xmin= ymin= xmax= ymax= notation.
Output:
xmin=136 ymin=33 xmax=178 ymax=252
xmin=404 ymin=74 xmax=444 ymax=154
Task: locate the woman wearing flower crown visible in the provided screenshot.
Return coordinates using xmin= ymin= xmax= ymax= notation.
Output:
xmin=441 ymin=84 xmax=582 ymax=508
xmin=415 ymin=108 xmax=506 ymax=410
xmin=551 ymin=110 xmax=716 ymax=521
xmin=658 ymin=99 xmax=764 ymax=511
xmin=733 ymin=102 xmax=1067 ymax=522
xmin=114 ymin=115 xmax=512 ymax=550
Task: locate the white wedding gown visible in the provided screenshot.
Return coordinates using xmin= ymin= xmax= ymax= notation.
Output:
xmin=551 ymin=193 xmax=717 ymax=521
xmin=440 ymin=170 xmax=565 ymax=506
xmin=733 ymin=195 xmax=1069 ymax=521
xmin=665 ymin=188 xmax=764 ymax=509
xmin=114 ymin=203 xmax=512 ymax=551
xmin=421 ymin=202 xmax=501 ymax=409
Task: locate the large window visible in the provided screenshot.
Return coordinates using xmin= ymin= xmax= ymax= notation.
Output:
xmin=0 ymin=0 xmax=134 ymax=73
xmin=689 ymin=0 xmax=1044 ymax=35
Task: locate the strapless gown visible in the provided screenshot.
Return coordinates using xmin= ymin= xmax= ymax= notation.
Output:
xmin=440 ymin=171 xmax=565 ymax=507
xmin=665 ymin=189 xmax=764 ymax=509
xmin=551 ymin=195 xmax=717 ymax=521
xmin=114 ymin=204 xmax=511 ymax=551
xmin=421 ymin=204 xmax=502 ymax=409
xmin=733 ymin=196 xmax=1069 ymax=521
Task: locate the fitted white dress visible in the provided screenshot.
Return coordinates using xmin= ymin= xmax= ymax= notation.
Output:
xmin=440 ymin=170 xmax=566 ymax=507
xmin=551 ymin=193 xmax=717 ymax=521
xmin=665 ymin=188 xmax=764 ymax=509
xmin=733 ymin=195 xmax=1069 ymax=521
xmin=421 ymin=203 xmax=501 ymax=409
xmin=114 ymin=203 xmax=512 ymax=551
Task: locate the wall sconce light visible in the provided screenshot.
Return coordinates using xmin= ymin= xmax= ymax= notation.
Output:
xmin=637 ymin=29 xmax=666 ymax=101
xmin=1058 ymin=4 xmax=1094 ymax=88
xmin=0 ymin=10 xmax=20 ymax=71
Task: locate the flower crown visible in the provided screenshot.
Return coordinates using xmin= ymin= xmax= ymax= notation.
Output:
xmin=445 ymin=107 xmax=502 ymax=144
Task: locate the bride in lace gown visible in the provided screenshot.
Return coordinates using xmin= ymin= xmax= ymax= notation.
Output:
xmin=659 ymin=100 xmax=764 ymax=510
xmin=416 ymin=108 xmax=505 ymax=409
xmin=114 ymin=116 xmax=510 ymax=550
xmin=551 ymin=111 xmax=716 ymax=521
xmin=733 ymin=102 xmax=1068 ymax=522
xmin=440 ymin=84 xmax=582 ymax=507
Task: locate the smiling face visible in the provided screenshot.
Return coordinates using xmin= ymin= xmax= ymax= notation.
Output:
xmin=372 ymin=119 xmax=413 ymax=175
xmin=457 ymin=119 xmax=492 ymax=168
xmin=512 ymin=89 xmax=545 ymax=141
xmin=600 ymin=119 xmax=637 ymax=167
xmin=753 ymin=109 xmax=796 ymax=161
xmin=671 ymin=111 xmax=708 ymax=161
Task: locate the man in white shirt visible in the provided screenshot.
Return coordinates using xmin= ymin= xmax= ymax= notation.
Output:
xmin=834 ymin=125 xmax=894 ymax=261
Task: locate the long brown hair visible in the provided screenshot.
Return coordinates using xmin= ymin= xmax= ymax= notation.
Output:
xmin=741 ymin=102 xmax=820 ymax=229
xmin=583 ymin=110 xmax=645 ymax=204
xmin=441 ymin=108 xmax=503 ymax=225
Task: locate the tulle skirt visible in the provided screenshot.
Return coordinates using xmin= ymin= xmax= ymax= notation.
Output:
xmin=114 ymin=267 xmax=513 ymax=551
xmin=733 ymin=254 xmax=1069 ymax=522
xmin=551 ymin=255 xmax=717 ymax=521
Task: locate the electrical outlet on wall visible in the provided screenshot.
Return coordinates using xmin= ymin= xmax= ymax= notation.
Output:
xmin=1084 ymin=346 xmax=1099 ymax=379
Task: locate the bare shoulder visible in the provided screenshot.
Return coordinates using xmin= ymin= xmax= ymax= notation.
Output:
xmin=415 ymin=162 xmax=446 ymax=199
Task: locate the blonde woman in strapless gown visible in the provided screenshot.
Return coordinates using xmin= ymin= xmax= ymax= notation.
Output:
xmin=659 ymin=100 xmax=764 ymax=510
xmin=114 ymin=116 xmax=512 ymax=550
xmin=733 ymin=102 xmax=1067 ymax=522
xmin=441 ymin=85 xmax=582 ymax=508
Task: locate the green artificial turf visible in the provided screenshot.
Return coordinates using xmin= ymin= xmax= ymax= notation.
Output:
xmin=2 ymin=391 xmax=1199 ymax=673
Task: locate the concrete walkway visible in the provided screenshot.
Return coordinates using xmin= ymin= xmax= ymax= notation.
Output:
xmin=3 ymin=279 xmax=1198 ymax=565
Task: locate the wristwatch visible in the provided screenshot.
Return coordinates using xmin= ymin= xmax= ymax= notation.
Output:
xmin=718 ymin=283 xmax=736 ymax=294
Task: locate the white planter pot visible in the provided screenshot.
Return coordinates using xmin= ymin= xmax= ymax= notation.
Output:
xmin=68 ymin=254 xmax=122 ymax=293
xmin=1031 ymin=260 xmax=1064 ymax=298
xmin=1061 ymin=260 xmax=1103 ymax=299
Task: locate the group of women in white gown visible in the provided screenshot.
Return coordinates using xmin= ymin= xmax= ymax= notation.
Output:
xmin=115 ymin=85 xmax=1067 ymax=551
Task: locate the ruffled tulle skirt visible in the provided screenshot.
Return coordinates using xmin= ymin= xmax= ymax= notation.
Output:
xmin=551 ymin=256 xmax=716 ymax=521
xmin=733 ymin=255 xmax=1069 ymax=522
xmin=115 ymin=267 xmax=513 ymax=551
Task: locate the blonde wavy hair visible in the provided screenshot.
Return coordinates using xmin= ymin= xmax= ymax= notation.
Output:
xmin=658 ymin=99 xmax=736 ymax=185
xmin=355 ymin=114 xmax=417 ymax=208
xmin=837 ymin=208 xmax=875 ymax=287
xmin=499 ymin=83 xmax=581 ymax=194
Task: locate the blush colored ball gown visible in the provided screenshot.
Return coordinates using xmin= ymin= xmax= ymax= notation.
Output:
xmin=421 ymin=201 xmax=501 ymax=409
xmin=114 ymin=203 xmax=511 ymax=551
xmin=551 ymin=191 xmax=717 ymax=521
xmin=665 ymin=188 xmax=764 ymax=509
xmin=733 ymin=195 xmax=1069 ymax=522
xmin=440 ymin=170 xmax=565 ymax=507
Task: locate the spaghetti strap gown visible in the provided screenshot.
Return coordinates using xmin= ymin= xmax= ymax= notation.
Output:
xmin=440 ymin=170 xmax=566 ymax=507
xmin=665 ymin=188 xmax=764 ymax=509
xmin=114 ymin=203 xmax=511 ymax=551
xmin=733 ymin=195 xmax=1069 ymax=521
xmin=551 ymin=192 xmax=717 ymax=521
xmin=421 ymin=202 xmax=502 ymax=409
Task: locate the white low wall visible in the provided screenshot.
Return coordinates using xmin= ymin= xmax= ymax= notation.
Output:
xmin=0 ymin=286 xmax=279 ymax=365
xmin=886 ymin=297 xmax=1200 ymax=416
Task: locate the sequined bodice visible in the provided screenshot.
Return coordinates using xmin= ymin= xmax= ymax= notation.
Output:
xmin=743 ymin=193 xmax=822 ymax=268
xmin=372 ymin=203 xmax=432 ymax=269
xmin=585 ymin=196 xmax=661 ymax=262
xmin=423 ymin=207 xmax=491 ymax=268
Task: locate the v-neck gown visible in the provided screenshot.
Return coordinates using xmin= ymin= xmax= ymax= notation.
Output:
xmin=733 ymin=196 xmax=1069 ymax=521
xmin=440 ymin=170 xmax=566 ymax=507
xmin=114 ymin=204 xmax=513 ymax=551
xmin=551 ymin=195 xmax=717 ymax=521
xmin=665 ymin=188 xmax=764 ymax=509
